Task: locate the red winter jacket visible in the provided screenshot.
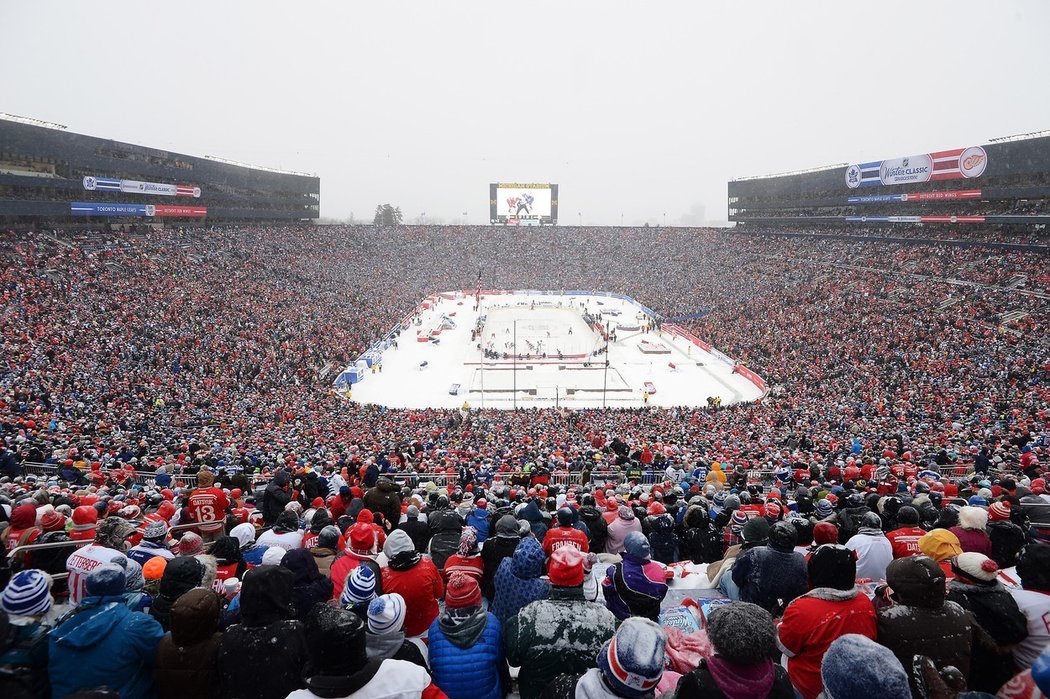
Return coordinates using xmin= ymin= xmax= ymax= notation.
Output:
xmin=542 ymin=526 xmax=589 ymax=556
xmin=382 ymin=557 xmax=444 ymax=636
xmin=777 ymin=587 xmax=878 ymax=699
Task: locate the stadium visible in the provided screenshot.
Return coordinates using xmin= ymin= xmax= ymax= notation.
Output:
xmin=3 ymin=4 xmax=1050 ymax=698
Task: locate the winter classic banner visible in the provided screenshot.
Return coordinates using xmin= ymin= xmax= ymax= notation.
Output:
xmin=844 ymin=146 xmax=988 ymax=189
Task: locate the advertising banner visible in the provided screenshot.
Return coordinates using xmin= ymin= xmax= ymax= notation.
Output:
xmin=901 ymin=190 xmax=982 ymax=201
xmin=152 ymin=205 xmax=207 ymax=217
xmin=83 ymin=176 xmax=201 ymax=198
xmin=845 ymin=215 xmax=985 ymax=224
xmin=845 ymin=146 xmax=988 ymax=189
xmin=848 ymin=189 xmax=982 ymax=204
xmin=71 ymin=202 xmax=152 ymax=216
xmin=70 ymin=202 xmax=208 ymax=217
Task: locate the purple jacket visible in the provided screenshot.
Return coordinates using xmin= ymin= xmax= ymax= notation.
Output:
xmin=602 ymin=554 xmax=668 ymax=621
xmin=950 ymin=526 xmax=993 ymax=557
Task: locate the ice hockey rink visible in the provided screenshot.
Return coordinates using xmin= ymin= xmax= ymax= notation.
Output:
xmin=337 ymin=291 xmax=765 ymax=409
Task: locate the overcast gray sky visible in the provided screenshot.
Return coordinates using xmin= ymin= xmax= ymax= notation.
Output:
xmin=5 ymin=1 xmax=1048 ymax=225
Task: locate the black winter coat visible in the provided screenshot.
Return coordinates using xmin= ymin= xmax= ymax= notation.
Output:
xmin=577 ymin=506 xmax=608 ymax=554
xmin=679 ymin=505 xmax=722 ymax=564
xmin=262 ymin=473 xmax=291 ymax=525
xmin=362 ymin=478 xmax=401 ymax=528
xmin=219 ymin=566 xmax=307 ymax=699
xmin=988 ymin=520 xmax=1027 ymax=568
xmin=398 ymin=516 xmax=432 ymax=554
xmin=150 ymin=556 xmax=208 ymax=632
xmin=647 ymin=513 xmax=678 ymax=564
xmin=281 ymin=549 xmax=334 ymax=623
xmin=947 ymin=579 xmax=1028 ymax=693
xmin=877 ymin=557 xmax=973 ymax=696
xmin=480 ymin=535 xmax=520 ymax=601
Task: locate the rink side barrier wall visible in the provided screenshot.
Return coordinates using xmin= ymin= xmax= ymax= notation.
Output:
xmin=20 ymin=462 xmax=991 ymax=492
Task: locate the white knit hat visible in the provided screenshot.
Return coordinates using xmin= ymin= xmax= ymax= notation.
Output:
xmin=367 ymin=593 xmax=407 ymax=634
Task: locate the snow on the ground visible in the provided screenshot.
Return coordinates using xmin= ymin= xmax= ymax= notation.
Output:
xmin=343 ymin=291 xmax=764 ymax=409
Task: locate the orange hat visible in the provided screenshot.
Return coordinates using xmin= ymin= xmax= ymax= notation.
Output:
xmin=143 ymin=556 xmax=168 ymax=581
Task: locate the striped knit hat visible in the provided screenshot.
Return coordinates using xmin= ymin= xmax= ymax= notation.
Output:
xmin=341 ymin=565 xmax=377 ymax=607
xmin=598 ymin=617 xmax=666 ymax=698
xmin=1 ymin=569 xmax=53 ymax=617
xmin=730 ymin=510 xmax=749 ymax=528
xmin=367 ymin=593 xmax=407 ymax=635
xmin=989 ymin=500 xmax=1011 ymax=522
xmin=815 ymin=499 xmax=834 ymax=518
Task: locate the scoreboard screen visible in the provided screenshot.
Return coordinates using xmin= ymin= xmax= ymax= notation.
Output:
xmin=489 ymin=183 xmax=558 ymax=225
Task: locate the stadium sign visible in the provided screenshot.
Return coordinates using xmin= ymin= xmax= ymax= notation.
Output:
xmin=70 ymin=202 xmax=207 ymax=217
xmin=848 ymin=189 xmax=982 ymax=204
xmin=845 ymin=146 xmax=988 ymax=189
xmin=83 ymin=176 xmax=201 ymax=198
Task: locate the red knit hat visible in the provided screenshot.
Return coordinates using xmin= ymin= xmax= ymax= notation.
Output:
xmin=178 ymin=533 xmax=204 ymax=556
xmin=988 ymin=500 xmax=1011 ymax=522
xmin=357 ymin=509 xmax=374 ymax=524
xmin=444 ymin=572 xmax=481 ymax=609
xmin=41 ymin=510 xmax=67 ymax=532
xmin=349 ymin=523 xmax=375 ymax=554
xmin=72 ymin=505 xmax=98 ymax=531
xmin=548 ymin=547 xmax=585 ymax=587
xmin=813 ymin=521 xmax=840 ymax=546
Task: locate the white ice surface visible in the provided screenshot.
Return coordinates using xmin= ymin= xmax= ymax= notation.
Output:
xmin=343 ymin=292 xmax=764 ymax=410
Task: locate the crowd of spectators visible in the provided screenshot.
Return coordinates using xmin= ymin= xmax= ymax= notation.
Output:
xmin=0 ymin=223 xmax=1049 ymax=696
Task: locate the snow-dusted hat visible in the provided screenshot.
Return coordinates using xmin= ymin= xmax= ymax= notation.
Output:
xmin=1 ymin=569 xmax=52 ymax=617
xmin=958 ymin=505 xmax=988 ymax=530
xmin=821 ymin=634 xmax=910 ymax=699
xmin=706 ymin=602 xmax=776 ymax=664
xmin=598 ymin=617 xmax=666 ymax=698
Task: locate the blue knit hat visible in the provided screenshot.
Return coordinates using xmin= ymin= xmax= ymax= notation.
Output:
xmin=821 ymin=634 xmax=910 ymax=699
xmin=598 ymin=617 xmax=666 ymax=698
xmin=341 ymin=565 xmax=377 ymax=607
xmin=1 ymin=569 xmax=53 ymax=616
xmin=85 ymin=563 xmax=126 ymax=598
xmin=713 ymin=491 xmax=727 ymax=507
xmin=815 ymin=499 xmax=834 ymax=518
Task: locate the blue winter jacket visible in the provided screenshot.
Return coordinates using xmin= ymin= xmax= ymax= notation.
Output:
xmin=490 ymin=537 xmax=550 ymax=622
xmin=466 ymin=507 xmax=492 ymax=543
xmin=427 ymin=610 xmax=505 ymax=699
xmin=49 ymin=594 xmax=165 ymax=699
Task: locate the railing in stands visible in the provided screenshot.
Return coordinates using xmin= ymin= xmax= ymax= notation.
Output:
xmin=15 ymin=461 xmax=995 ymax=491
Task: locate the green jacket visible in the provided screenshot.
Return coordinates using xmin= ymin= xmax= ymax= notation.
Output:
xmin=504 ymin=586 xmax=618 ymax=699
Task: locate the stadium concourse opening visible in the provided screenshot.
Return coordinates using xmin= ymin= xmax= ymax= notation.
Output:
xmin=335 ymin=291 xmax=766 ymax=409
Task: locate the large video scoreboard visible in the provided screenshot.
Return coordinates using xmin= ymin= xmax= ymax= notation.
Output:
xmin=489 ymin=183 xmax=558 ymax=225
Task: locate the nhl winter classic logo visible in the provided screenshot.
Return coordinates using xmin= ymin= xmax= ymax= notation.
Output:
xmin=83 ymin=176 xmax=96 ymax=190
xmin=845 ymin=165 xmax=862 ymax=189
